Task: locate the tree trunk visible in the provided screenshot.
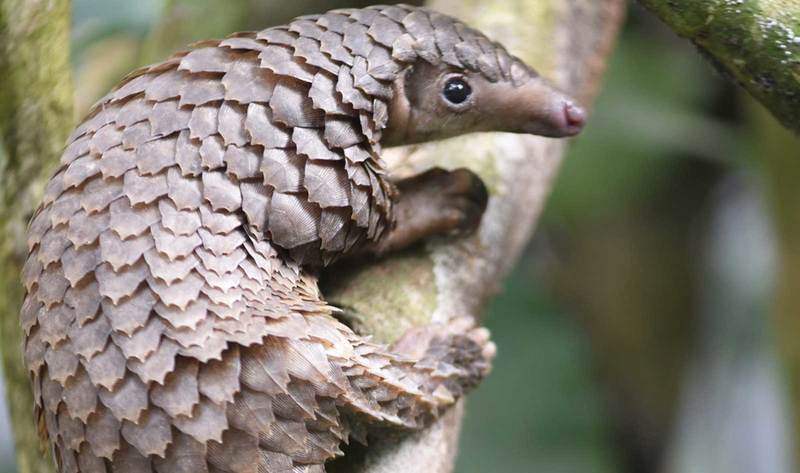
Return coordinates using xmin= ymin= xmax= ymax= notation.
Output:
xmin=326 ymin=0 xmax=625 ymax=471
xmin=637 ymin=0 xmax=800 ymax=133
xmin=0 ymin=1 xmax=74 ymax=473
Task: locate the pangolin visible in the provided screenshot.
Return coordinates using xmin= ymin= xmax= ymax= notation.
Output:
xmin=20 ymin=4 xmax=585 ymax=473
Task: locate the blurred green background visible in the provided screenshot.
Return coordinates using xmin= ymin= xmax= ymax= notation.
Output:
xmin=2 ymin=1 xmax=798 ymax=472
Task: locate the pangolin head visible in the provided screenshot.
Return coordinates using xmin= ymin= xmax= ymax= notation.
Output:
xmin=382 ymin=10 xmax=585 ymax=146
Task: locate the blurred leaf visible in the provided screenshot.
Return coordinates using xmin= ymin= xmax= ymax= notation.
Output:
xmin=74 ymin=35 xmax=142 ymax=116
xmin=72 ymin=0 xmax=163 ymax=61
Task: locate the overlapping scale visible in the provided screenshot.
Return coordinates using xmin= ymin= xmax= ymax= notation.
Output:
xmin=22 ymin=5 xmax=510 ymax=472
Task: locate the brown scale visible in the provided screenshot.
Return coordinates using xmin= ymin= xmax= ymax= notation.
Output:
xmin=21 ymin=4 xmax=587 ymax=473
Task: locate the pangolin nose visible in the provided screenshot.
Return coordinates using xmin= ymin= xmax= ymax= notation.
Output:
xmin=563 ymin=102 xmax=586 ymax=135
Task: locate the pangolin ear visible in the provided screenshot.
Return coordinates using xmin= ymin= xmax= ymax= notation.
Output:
xmin=401 ymin=61 xmax=444 ymax=109
xmin=397 ymin=65 xmax=416 ymax=104
xmin=384 ymin=66 xmax=416 ymax=146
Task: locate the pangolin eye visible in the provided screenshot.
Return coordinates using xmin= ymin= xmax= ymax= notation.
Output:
xmin=442 ymin=78 xmax=472 ymax=105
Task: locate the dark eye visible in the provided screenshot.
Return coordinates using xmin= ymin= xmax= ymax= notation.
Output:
xmin=442 ymin=78 xmax=472 ymax=105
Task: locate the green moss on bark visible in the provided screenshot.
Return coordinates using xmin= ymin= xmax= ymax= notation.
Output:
xmin=639 ymin=0 xmax=800 ymax=132
xmin=323 ymin=249 xmax=438 ymax=345
xmin=0 ymin=1 xmax=74 ymax=473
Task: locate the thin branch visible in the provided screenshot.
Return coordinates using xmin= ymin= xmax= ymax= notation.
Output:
xmin=638 ymin=0 xmax=800 ymax=133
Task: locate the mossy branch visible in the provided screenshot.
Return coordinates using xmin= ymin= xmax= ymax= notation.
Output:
xmin=326 ymin=0 xmax=625 ymax=471
xmin=0 ymin=1 xmax=74 ymax=473
xmin=638 ymin=0 xmax=800 ymax=133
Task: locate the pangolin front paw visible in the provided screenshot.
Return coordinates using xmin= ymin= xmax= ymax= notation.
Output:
xmin=421 ymin=167 xmax=489 ymax=237
xmin=369 ymin=168 xmax=489 ymax=255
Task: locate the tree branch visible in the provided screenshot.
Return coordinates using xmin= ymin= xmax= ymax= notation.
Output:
xmin=638 ymin=0 xmax=800 ymax=133
xmin=325 ymin=1 xmax=625 ymax=471
xmin=0 ymin=1 xmax=74 ymax=473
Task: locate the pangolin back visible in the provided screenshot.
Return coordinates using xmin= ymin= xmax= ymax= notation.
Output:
xmin=21 ymin=4 xmax=522 ymax=472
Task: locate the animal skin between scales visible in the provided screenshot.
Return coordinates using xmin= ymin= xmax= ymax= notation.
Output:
xmin=20 ymin=4 xmax=585 ymax=472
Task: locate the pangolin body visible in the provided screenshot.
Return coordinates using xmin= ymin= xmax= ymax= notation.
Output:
xmin=20 ymin=4 xmax=585 ymax=473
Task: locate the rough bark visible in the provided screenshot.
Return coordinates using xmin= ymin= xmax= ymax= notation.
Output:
xmin=638 ymin=0 xmax=800 ymax=133
xmin=0 ymin=1 xmax=74 ymax=473
xmin=325 ymin=0 xmax=626 ymax=471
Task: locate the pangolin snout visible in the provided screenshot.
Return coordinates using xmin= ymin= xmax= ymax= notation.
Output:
xmin=516 ymin=98 xmax=586 ymax=138
xmin=559 ymin=101 xmax=587 ymax=137
xmin=497 ymin=78 xmax=587 ymax=138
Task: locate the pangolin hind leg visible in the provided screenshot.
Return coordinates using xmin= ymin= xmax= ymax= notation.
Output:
xmin=226 ymin=311 xmax=493 ymax=473
xmin=147 ymin=283 xmax=493 ymax=471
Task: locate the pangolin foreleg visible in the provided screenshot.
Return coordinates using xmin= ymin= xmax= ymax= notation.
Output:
xmin=368 ymin=168 xmax=489 ymax=255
